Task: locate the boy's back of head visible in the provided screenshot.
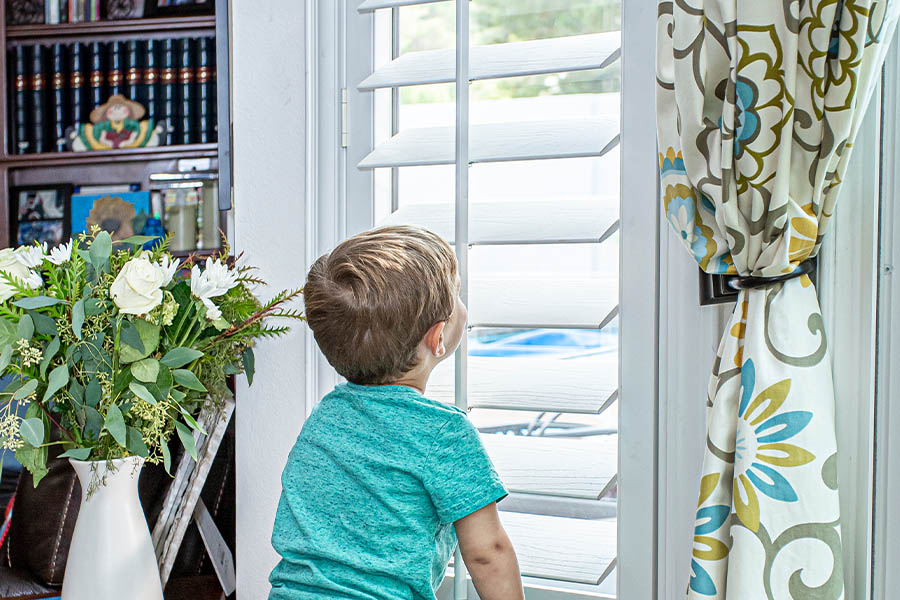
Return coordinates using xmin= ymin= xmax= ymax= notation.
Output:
xmin=303 ymin=225 xmax=457 ymax=385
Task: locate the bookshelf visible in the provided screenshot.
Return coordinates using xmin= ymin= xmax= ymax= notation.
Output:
xmin=0 ymin=0 xmax=231 ymax=251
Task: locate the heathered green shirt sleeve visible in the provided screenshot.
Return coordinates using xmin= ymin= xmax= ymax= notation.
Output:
xmin=424 ymin=411 xmax=508 ymax=524
xmin=268 ymin=383 xmax=508 ymax=600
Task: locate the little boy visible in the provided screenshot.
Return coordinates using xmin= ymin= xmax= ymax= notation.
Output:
xmin=269 ymin=226 xmax=524 ymax=600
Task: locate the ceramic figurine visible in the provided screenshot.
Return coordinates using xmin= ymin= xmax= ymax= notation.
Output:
xmin=66 ymin=95 xmax=165 ymax=151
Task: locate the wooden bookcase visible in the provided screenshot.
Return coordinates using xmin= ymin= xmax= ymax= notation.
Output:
xmin=0 ymin=2 xmax=232 ymax=253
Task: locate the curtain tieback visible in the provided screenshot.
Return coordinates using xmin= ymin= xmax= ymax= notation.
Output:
xmin=727 ymin=259 xmax=816 ymax=291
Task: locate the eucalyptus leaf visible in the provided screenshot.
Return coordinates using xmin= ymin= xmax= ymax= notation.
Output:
xmin=120 ymin=320 xmax=145 ymax=354
xmin=84 ymin=298 xmax=106 ymax=316
xmin=119 ymin=235 xmax=159 ymax=246
xmin=170 ymin=388 xmax=186 ymax=404
xmin=161 ymin=435 xmax=171 ymax=474
xmin=156 ymin=365 xmax=173 ymax=390
xmin=12 ymin=379 xmax=38 ymax=401
xmin=58 ymin=447 xmax=92 ymax=461
xmin=112 ymin=370 xmax=134 ymax=399
xmin=129 ymin=382 xmax=157 ymax=406
xmin=175 ymin=421 xmax=198 ymax=461
xmin=72 ymin=298 xmax=86 ymax=340
xmin=89 ymin=231 xmax=113 ymax=273
xmin=179 ymin=409 xmax=207 ymax=436
xmin=131 ymin=358 xmax=160 ymax=383
xmin=0 ymin=320 xmax=17 ymax=348
xmin=16 ymin=443 xmax=48 ymax=487
xmin=119 ymin=319 xmax=159 ymax=363
xmin=85 ymin=378 xmax=101 ymax=408
xmin=19 ymin=417 xmax=45 ymax=447
xmin=125 ymin=427 xmax=150 ymax=458
xmin=29 ymin=311 xmax=58 ymax=336
xmin=83 ymin=406 xmax=103 ymax=438
xmin=12 ymin=296 xmax=66 ymax=310
xmin=242 ymin=348 xmax=256 ymax=386
xmin=223 ymin=362 xmax=242 ymax=376
xmin=69 ymin=379 xmax=84 ymax=405
xmin=39 ymin=336 xmax=60 ymax=378
xmin=160 ymin=347 xmax=204 ymax=369
xmin=42 ymin=364 xmax=69 ymax=403
xmin=103 ymin=404 xmax=127 ymax=447
xmin=17 ymin=315 xmax=34 ymax=341
xmin=172 ymin=369 xmax=207 ymax=393
xmin=0 ymin=344 xmax=13 ymax=372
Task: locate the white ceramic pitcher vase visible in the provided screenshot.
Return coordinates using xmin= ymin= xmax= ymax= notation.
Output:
xmin=61 ymin=456 xmax=163 ymax=600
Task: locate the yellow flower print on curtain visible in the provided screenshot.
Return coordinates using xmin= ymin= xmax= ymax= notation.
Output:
xmin=657 ymin=1 xmax=900 ymax=598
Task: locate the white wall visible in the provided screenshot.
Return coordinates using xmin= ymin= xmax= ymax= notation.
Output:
xmin=231 ymin=0 xmax=309 ymax=596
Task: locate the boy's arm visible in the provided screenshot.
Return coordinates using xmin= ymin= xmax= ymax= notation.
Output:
xmin=455 ymin=502 xmax=524 ymax=600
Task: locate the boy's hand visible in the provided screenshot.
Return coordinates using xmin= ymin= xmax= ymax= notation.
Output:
xmin=455 ymin=502 xmax=524 ymax=600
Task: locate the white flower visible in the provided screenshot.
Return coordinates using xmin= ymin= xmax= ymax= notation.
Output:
xmin=14 ymin=244 xmax=46 ymax=269
xmin=110 ymin=256 xmax=165 ymax=315
xmin=157 ymin=255 xmax=181 ymax=286
xmin=190 ymin=258 xmax=239 ymax=300
xmin=0 ymin=248 xmax=42 ymax=301
xmin=190 ymin=258 xmax=238 ymax=321
xmin=201 ymin=297 xmax=222 ymax=321
xmin=47 ymin=239 xmax=74 ymax=265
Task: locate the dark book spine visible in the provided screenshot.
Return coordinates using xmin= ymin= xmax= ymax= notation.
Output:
xmin=124 ymin=40 xmax=141 ymax=103
xmin=177 ymin=38 xmax=196 ymax=145
xmin=159 ymin=38 xmax=176 ymax=146
xmin=50 ymin=43 xmax=68 ymax=152
xmin=197 ymin=37 xmax=213 ymax=144
xmin=88 ymin=41 xmax=106 ymax=112
xmin=30 ymin=45 xmax=47 ymax=154
xmin=210 ymin=38 xmax=217 ymax=141
xmin=107 ymin=41 xmax=125 ymax=98
xmin=11 ymin=45 xmax=30 ymax=154
xmin=139 ymin=39 xmax=159 ymax=122
xmin=70 ymin=42 xmax=87 ymax=125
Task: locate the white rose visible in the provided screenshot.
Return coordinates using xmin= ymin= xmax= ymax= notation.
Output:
xmin=0 ymin=248 xmax=42 ymax=301
xmin=110 ymin=256 xmax=165 ymax=315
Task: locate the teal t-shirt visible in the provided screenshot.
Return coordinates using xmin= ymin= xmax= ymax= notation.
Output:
xmin=268 ymin=382 xmax=508 ymax=600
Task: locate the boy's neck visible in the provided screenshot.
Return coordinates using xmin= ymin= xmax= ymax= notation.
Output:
xmin=375 ymin=362 xmax=436 ymax=395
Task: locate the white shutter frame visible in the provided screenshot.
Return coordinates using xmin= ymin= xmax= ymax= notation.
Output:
xmin=359 ymin=32 xmax=620 ymax=89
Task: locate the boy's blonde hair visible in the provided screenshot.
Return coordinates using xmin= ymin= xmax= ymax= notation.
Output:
xmin=304 ymin=225 xmax=457 ymax=385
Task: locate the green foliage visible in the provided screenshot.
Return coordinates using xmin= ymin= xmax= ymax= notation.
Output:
xmin=0 ymin=230 xmax=303 ymax=484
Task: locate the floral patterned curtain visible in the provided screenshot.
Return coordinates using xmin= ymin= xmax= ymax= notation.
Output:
xmin=656 ymin=1 xmax=900 ymax=598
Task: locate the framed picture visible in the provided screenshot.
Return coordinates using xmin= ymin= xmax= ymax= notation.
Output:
xmin=10 ymin=184 xmax=73 ymax=248
xmin=144 ymin=0 xmax=213 ymax=16
xmin=71 ymin=191 xmax=152 ymax=242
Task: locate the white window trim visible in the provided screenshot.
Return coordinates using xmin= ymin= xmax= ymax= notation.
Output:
xmin=307 ymin=2 xmax=662 ymax=598
xmin=872 ymin=32 xmax=900 ymax=600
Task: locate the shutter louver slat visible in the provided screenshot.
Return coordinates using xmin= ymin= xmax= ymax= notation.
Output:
xmin=483 ymin=435 xmax=617 ymax=499
xmin=357 ymin=119 xmax=620 ymax=168
xmin=381 ymin=198 xmax=619 ymax=245
xmin=359 ymin=32 xmax=620 ymax=89
xmin=429 ymin=354 xmax=618 ymax=413
xmin=500 ymin=512 xmax=617 ymax=585
xmin=469 ymin=276 xmax=618 ymax=328
xmin=357 ymin=0 xmax=448 ymax=12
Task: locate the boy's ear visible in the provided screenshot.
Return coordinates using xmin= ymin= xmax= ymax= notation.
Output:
xmin=423 ymin=321 xmax=447 ymax=358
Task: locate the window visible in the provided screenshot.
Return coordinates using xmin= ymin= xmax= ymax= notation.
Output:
xmin=311 ymin=1 xmax=658 ymax=597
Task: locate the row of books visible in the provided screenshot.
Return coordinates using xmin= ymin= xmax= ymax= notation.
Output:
xmin=9 ymin=37 xmax=218 ymax=154
xmin=44 ymin=0 xmax=102 ymax=24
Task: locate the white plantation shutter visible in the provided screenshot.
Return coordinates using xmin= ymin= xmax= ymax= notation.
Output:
xmin=350 ymin=0 xmax=628 ymax=594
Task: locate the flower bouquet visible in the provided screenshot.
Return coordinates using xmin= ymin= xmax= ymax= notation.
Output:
xmin=0 ymin=229 xmax=302 ymax=600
